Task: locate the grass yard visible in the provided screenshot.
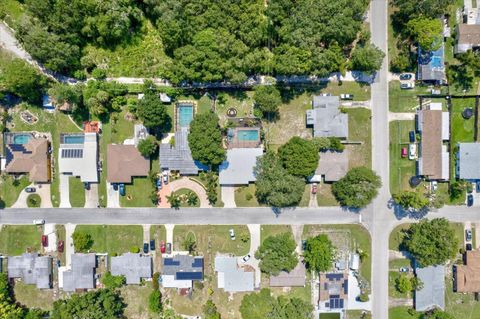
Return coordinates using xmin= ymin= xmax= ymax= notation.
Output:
xmin=119 ymin=284 xmax=153 ymax=319
xmin=389 ymin=121 xmax=416 ymax=194
xmin=389 ymin=258 xmax=412 ymax=269
xmin=260 ymin=225 xmax=293 ymax=242
xmin=444 ymin=273 xmax=480 ymax=319
xmin=0 ymin=175 xmax=30 ymax=207
xmin=303 ymin=224 xmax=371 ymax=284
xmin=319 ymin=313 xmax=341 ymax=319
xmin=346 ymin=310 xmax=371 ymax=319
xmin=388 ymin=271 xmax=413 ymax=299
xmin=389 ymin=306 xmax=421 ymax=319
xmin=69 ymin=177 xmax=85 ymax=207
xmin=14 ymin=281 xmax=56 ymax=310
xmin=26 ymin=194 xmax=41 ymax=208
xmin=322 ymin=81 xmax=371 ymax=101
xmin=389 ymin=223 xmax=412 ymax=251
xmin=56 ymin=225 xmax=66 ymax=266
xmin=389 ymin=81 xmax=428 ymax=113
xmin=0 ymin=225 xmax=42 ymax=255
xmin=0 ymin=0 xmax=26 ymax=27
xmin=316 ymin=184 xmax=339 ymax=206
xmin=450 ymin=98 xmax=476 ymax=157
xmin=172 ymin=188 xmax=200 ymax=208
xmin=213 ymin=91 xmax=254 ymax=123
xmin=120 ymin=176 xmax=156 ymax=207
xmin=346 ymin=108 xmax=372 ymax=168
xmin=451 ymin=222 xmax=465 ymax=249
xmin=234 ymin=184 xmax=262 ymax=207
xmin=150 ymin=225 xmax=167 ymax=243
xmin=299 ymin=184 xmax=312 ymax=207
xmin=74 ymin=225 xmax=143 ymax=255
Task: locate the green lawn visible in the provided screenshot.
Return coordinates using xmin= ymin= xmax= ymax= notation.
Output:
xmin=389 ymin=258 xmax=412 ymax=269
xmin=120 ymin=284 xmax=153 ymax=319
xmin=389 ymin=223 xmax=412 ymax=251
xmin=0 ymin=225 xmax=42 ymax=255
xmin=317 ymin=184 xmax=339 ymax=206
xmin=444 ymin=273 xmax=480 ymax=319
xmin=234 ymin=184 xmax=262 ymax=207
xmin=389 ymin=81 xmax=428 ymax=113
xmin=14 ymin=281 xmax=56 ymax=310
xmin=0 ymin=0 xmax=26 ymax=27
xmin=389 ymin=121 xmax=416 ymax=194
xmin=119 ymin=176 xmax=156 ymax=207
xmin=388 ymin=271 xmax=413 ymax=299
xmin=172 ymin=188 xmax=200 ymax=208
xmin=299 ymin=184 xmax=312 ymax=207
xmin=150 ymin=225 xmax=166 ymax=243
xmin=26 ymin=194 xmax=41 ymax=208
xmin=56 ymin=225 xmax=66 ymax=266
xmin=389 ymin=306 xmax=421 ymax=319
xmin=346 ymin=108 xmax=372 ymax=168
xmin=74 ymin=225 xmax=144 ymax=255
xmin=319 ymin=313 xmax=341 ymax=319
xmin=347 ymin=310 xmax=371 ymax=319
xmin=69 ymin=177 xmax=85 ymax=207
xmin=303 ymin=225 xmax=371 ymax=284
xmin=260 ymin=225 xmax=293 ymax=243
xmin=0 ymin=175 xmax=30 ymax=207
xmin=322 ymin=81 xmax=371 ymax=101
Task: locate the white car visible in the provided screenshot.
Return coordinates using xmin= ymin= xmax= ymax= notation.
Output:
xmin=242 ymin=254 xmax=251 ymax=263
xmin=33 ymin=219 xmax=45 ymax=225
xmin=229 ymin=229 xmax=236 ymax=240
xmin=400 ymin=82 xmax=415 ymax=89
xmin=431 ymin=181 xmax=438 ymax=192
xmin=408 ymin=144 xmax=417 ymax=160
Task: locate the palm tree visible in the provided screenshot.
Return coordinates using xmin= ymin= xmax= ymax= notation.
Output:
xmin=186 ymin=191 xmax=198 ymax=206
xmin=166 ymin=192 xmax=181 ymax=209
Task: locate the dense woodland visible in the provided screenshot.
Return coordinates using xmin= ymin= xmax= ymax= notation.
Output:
xmin=10 ymin=0 xmax=376 ymax=82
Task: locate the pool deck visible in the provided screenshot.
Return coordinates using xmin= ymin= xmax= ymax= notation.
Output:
xmin=227 ymin=127 xmax=262 ymax=149
xmin=174 ymin=101 xmax=197 ymax=132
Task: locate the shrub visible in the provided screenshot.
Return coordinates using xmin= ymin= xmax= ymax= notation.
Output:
xmin=91 ymin=68 xmax=107 ymax=80
xmin=359 ymin=292 xmax=369 ymax=302
xmin=148 ymin=290 xmax=162 ymax=313
xmin=130 ymin=246 xmax=140 ymax=253
xmin=101 ymin=272 xmax=125 ymax=289
xmin=72 ymin=231 xmax=93 ymax=253
xmin=152 ymin=272 xmax=160 ymax=291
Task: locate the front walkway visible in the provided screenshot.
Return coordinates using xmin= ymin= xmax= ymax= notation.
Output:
xmin=59 ymin=174 xmax=71 ymax=208
xmin=221 ymin=186 xmax=236 ymax=208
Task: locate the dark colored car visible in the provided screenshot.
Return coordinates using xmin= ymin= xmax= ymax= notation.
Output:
xmin=166 ymin=243 xmax=172 ymax=254
xmin=25 ymin=187 xmax=36 ymax=193
xmin=150 ymin=239 xmax=155 ymax=251
xmin=301 ymin=240 xmax=307 ymax=251
xmin=119 ymin=184 xmax=125 ymax=196
xmin=477 ymin=182 xmax=480 ymax=193
xmin=112 ymin=183 xmax=119 ymax=191
xmin=468 ymin=194 xmax=474 ymax=207
xmin=160 ymin=241 xmax=166 ymax=253
xmin=466 ymin=229 xmax=473 ymax=241
xmin=41 ymin=235 xmax=48 ymax=247
xmin=143 ymin=242 xmax=149 ymax=254
xmin=57 ymin=240 xmax=64 ymax=253
xmin=409 ymin=131 xmax=415 ymax=143
xmin=84 ymin=182 xmax=90 ymax=190
xmin=399 ymin=73 xmax=412 ymax=81
xmin=467 ymin=243 xmax=473 ymax=251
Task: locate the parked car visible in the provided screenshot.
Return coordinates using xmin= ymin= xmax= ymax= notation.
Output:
xmin=41 ymin=235 xmax=48 ymax=247
xmin=301 ymin=240 xmax=307 ymax=251
xmin=408 ymin=144 xmax=417 ymax=160
xmin=409 ymin=131 xmax=415 ymax=143
xmin=229 ymin=228 xmax=236 ymax=240
xmin=33 ymin=219 xmax=45 ymax=225
xmin=25 ymin=187 xmax=36 ymax=193
xmin=340 ymin=93 xmax=353 ymax=100
xmin=163 ymin=172 xmax=169 ymax=185
xmin=166 ymin=243 xmax=172 ymax=254
xmin=467 ymin=243 xmax=473 ymax=251
xmin=399 ymin=267 xmax=409 ymax=272
xmin=468 ymin=194 xmax=474 ymax=207
xmin=156 ymin=179 xmax=162 ymax=190
xmin=399 ymin=73 xmax=413 ymax=81
xmin=311 ymin=183 xmax=318 ymax=194
xmin=150 ymin=239 xmax=155 ymax=251
xmin=119 ymin=184 xmax=125 ymax=196
xmin=143 ymin=242 xmax=149 ymax=254
xmin=84 ymin=182 xmax=90 ymax=190
xmin=431 ymin=181 xmax=438 ymax=192
xmin=242 ymin=254 xmax=251 ymax=263
xmin=112 ymin=183 xmax=119 ymax=191
xmin=477 ymin=181 xmax=480 ymax=193
xmin=320 ymin=93 xmax=332 ymax=97
xmin=57 ymin=240 xmax=64 ymax=253
xmin=401 ymin=147 xmax=407 ymax=158
xmin=400 ymin=82 xmax=415 ymax=89
xmin=466 ymin=229 xmax=473 ymax=241
xmin=160 ymin=241 xmax=166 ymax=253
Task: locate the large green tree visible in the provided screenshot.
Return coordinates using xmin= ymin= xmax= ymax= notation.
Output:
xmin=137 ymin=136 xmax=158 ymax=157
xmin=137 ymin=92 xmax=172 ymax=132
xmin=253 ymin=85 xmax=282 ymax=115
xmin=268 ymin=296 xmax=312 ymax=319
xmin=403 ymin=218 xmax=458 ymax=267
xmin=72 ymin=231 xmax=94 ymax=253
xmin=203 ymin=299 xmax=221 ymax=319
xmin=278 ymin=137 xmax=319 ymax=178
xmin=254 ymin=152 xmax=305 ymax=207
xmin=332 ymin=167 xmax=381 ymax=208
xmin=303 ymin=234 xmax=335 ymax=273
xmin=48 ymin=83 xmax=83 ymax=111
xmin=255 ymin=233 xmax=298 ymax=276
xmin=349 ymin=43 xmax=385 ymax=74
xmin=393 ymin=191 xmax=430 ymax=211
xmin=188 ymin=112 xmax=225 ymax=166
xmin=406 ymin=17 xmax=443 ymax=51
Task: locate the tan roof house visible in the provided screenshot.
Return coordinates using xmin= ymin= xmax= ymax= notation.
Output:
xmin=454 ymin=250 xmax=480 ymax=293
xmin=5 ymin=137 xmax=50 ymax=182
xmin=455 ymin=24 xmax=480 ymax=54
xmin=309 ymin=150 xmax=349 ymax=183
xmin=107 ymin=144 xmax=150 ymax=184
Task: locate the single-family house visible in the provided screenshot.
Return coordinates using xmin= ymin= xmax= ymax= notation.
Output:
xmin=454 ymin=250 xmax=480 ymax=293
xmin=161 ymin=255 xmax=204 ymax=289
xmin=159 ymin=130 xmax=207 ymax=175
xmin=319 ymin=273 xmax=348 ymax=311
xmin=309 ymin=150 xmax=349 ymax=183
xmin=270 ymin=260 xmax=306 ymax=287
xmin=110 ymin=253 xmax=152 ymax=284
xmin=107 ymin=144 xmax=150 ymax=184
xmin=457 ymin=143 xmax=480 ymax=180
xmin=60 ymin=253 xmax=96 ymax=292
xmin=7 ymin=253 xmax=52 ymax=289
xmin=4 ymin=133 xmax=50 ymax=182
xmin=416 ymin=103 xmax=449 ymax=181
xmin=58 ymin=133 xmax=98 ymax=183
xmin=219 ymin=148 xmax=263 ymax=186
xmin=214 ymin=256 xmax=254 ymax=292
xmin=415 ymin=265 xmax=445 ymax=311
xmin=418 ymin=45 xmax=446 ymax=84
xmin=306 ymin=96 xmax=348 ymax=139
xmin=455 ymin=24 xmax=480 ymax=54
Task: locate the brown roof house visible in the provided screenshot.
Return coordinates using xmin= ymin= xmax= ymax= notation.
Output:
xmin=455 ymin=24 xmax=480 ymax=54
xmin=270 ymin=259 xmax=306 ymax=287
xmin=107 ymin=144 xmax=150 ymax=184
xmin=454 ymin=250 xmax=480 ymax=293
xmin=416 ymin=103 xmax=449 ymax=181
xmin=4 ymin=134 xmax=50 ymax=182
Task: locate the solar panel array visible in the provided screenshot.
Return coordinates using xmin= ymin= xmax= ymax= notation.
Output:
xmin=329 ymin=298 xmax=344 ymax=309
xmin=176 ymin=271 xmax=203 ymax=280
xmin=61 ymin=149 xmax=83 ymax=159
xmin=164 ymin=258 xmax=180 ymax=266
xmin=192 ymin=258 xmax=203 ymax=268
xmin=326 ymin=273 xmax=343 ymax=280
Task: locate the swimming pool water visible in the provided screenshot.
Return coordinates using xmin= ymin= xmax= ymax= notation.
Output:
xmin=63 ymin=135 xmax=85 ymax=144
xmin=13 ymin=134 xmax=32 ymax=145
xmin=237 ymin=129 xmax=259 ymax=141
xmin=178 ymin=104 xmax=194 ymax=127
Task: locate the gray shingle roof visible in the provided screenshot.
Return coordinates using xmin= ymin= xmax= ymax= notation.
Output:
xmin=110 ymin=253 xmax=152 ymax=284
xmin=8 ymin=253 xmax=52 ymax=289
xmin=219 ymin=148 xmax=263 ymax=185
xmin=159 ymin=129 xmax=208 ymax=175
xmin=307 ymin=96 xmax=348 ymax=138
xmin=314 ymin=150 xmax=349 ymax=182
xmin=415 ymin=265 xmax=445 ymax=311
xmin=214 ymin=256 xmax=254 ymax=292
xmin=62 ymin=253 xmax=96 ymax=292
xmin=162 ymin=255 xmax=204 ymax=279
xmin=458 ymin=143 xmax=480 ymax=180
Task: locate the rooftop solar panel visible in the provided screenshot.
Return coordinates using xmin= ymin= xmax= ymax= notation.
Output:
xmin=164 ymin=259 xmax=180 ymax=266
xmin=176 ymin=272 xmax=203 ymax=280
xmin=192 ymin=258 xmax=203 ymax=268
xmin=344 ymin=280 xmax=348 ymax=294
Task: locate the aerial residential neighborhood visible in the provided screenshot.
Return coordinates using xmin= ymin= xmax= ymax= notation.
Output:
xmin=1 ymin=0 xmax=480 ymax=318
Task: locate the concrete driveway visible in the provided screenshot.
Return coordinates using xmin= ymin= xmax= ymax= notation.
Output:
xmin=65 ymin=223 xmax=76 ymax=267
xmin=43 ymin=223 xmax=57 ymax=253
xmin=11 ymin=188 xmax=29 ymax=208
xmin=84 ymin=184 xmax=99 ymax=208
xmin=243 ymin=224 xmax=261 ymax=288
xmin=59 ymin=174 xmax=71 ymax=208
xmin=12 ymin=183 xmax=53 ymax=208
xmin=106 ymin=183 xmax=120 ymax=208
xmin=167 ymin=177 xmax=211 ymax=208
xmin=221 ymin=186 xmax=236 ymax=208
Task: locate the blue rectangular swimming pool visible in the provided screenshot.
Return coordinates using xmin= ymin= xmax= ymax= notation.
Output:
xmin=63 ymin=135 xmax=85 ymax=144
xmin=237 ymin=129 xmax=259 ymax=141
xmin=13 ymin=134 xmax=32 ymax=145
xmin=178 ymin=104 xmax=194 ymax=127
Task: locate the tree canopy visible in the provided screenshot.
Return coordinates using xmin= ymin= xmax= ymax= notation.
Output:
xmin=406 ymin=17 xmax=443 ymax=51
xmin=332 ymin=167 xmax=381 ymax=208
xmin=393 ymin=191 xmax=430 ymax=211
xmin=349 ymin=43 xmax=385 ymax=74
xmin=137 ymin=136 xmax=158 ymax=157
xmin=203 ymin=299 xmax=221 ymax=319
xmin=303 ymin=234 xmax=335 ymax=273
xmin=403 ymin=218 xmax=458 ymax=267
xmin=72 ymin=231 xmax=93 ymax=253
xmin=254 ymin=152 xmax=305 ymax=207
xmin=188 ymin=112 xmax=226 ymax=166
xmin=255 ymin=233 xmax=298 ymax=276
xmin=137 ymin=93 xmax=171 ymax=132
xmin=278 ymin=137 xmax=319 ymax=178
xmin=253 ymin=85 xmax=282 ymax=115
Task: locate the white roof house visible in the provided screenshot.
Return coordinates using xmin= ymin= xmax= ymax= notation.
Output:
xmin=214 ymin=256 xmax=254 ymax=292
xmin=58 ymin=133 xmax=98 ymax=182
xmin=219 ymin=148 xmax=263 ymax=185
xmin=457 ymin=143 xmax=480 ymax=180
xmin=111 ymin=253 xmax=152 ymax=284
xmin=415 ymin=265 xmax=445 ymax=311
xmin=306 ymin=96 xmax=348 ymax=138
